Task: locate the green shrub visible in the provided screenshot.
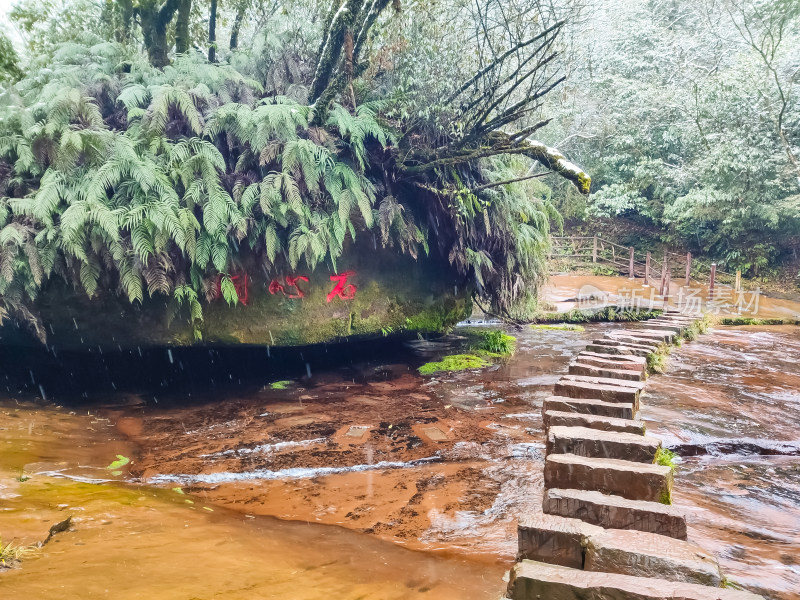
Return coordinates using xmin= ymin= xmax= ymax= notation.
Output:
xmin=479 ymin=330 xmax=516 ymax=355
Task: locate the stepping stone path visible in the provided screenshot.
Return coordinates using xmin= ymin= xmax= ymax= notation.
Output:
xmin=506 ymin=310 xmax=766 ymax=599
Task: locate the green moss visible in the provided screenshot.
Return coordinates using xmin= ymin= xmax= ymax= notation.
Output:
xmin=34 ymin=245 xmax=474 ymax=349
xmin=659 ymin=488 xmax=673 ymax=505
xmin=405 ymin=298 xmax=472 ymax=333
xmin=530 ymin=323 xmax=585 ymax=331
xmin=577 ymin=171 xmax=592 ymax=195
xmin=531 ymin=306 xmax=662 ymax=324
xmin=719 ymin=317 xmax=797 ymax=326
xmin=721 ymin=577 xmax=745 ymax=590
xmin=106 ymin=454 xmax=130 ymax=471
xmin=654 ymin=447 xmax=678 ymax=470
xmin=418 ymin=354 xmax=490 ymax=375
xmin=269 ymin=380 xmax=292 ymax=390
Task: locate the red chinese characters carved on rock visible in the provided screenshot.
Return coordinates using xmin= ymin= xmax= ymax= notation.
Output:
xmin=327 ymin=271 xmax=357 ymax=302
xmin=269 ymin=274 xmax=309 ymax=299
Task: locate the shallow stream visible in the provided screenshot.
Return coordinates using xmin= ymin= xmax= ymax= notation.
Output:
xmin=1 ymin=323 xmax=798 ymax=599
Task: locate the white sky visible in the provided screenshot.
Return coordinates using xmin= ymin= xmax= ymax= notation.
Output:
xmin=1 ymin=0 xmax=26 ymax=51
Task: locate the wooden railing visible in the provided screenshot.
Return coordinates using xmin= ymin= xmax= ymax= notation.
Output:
xmin=549 ymin=235 xmax=749 ymax=297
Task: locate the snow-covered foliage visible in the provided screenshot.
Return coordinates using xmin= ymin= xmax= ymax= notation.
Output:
xmin=542 ymin=0 xmax=800 ymax=273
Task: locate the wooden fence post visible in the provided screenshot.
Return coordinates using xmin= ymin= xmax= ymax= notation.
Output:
xmin=735 ymin=270 xmax=741 ymax=292
xmin=709 ymin=263 xmax=717 ymax=299
xmin=592 ymin=235 xmax=598 ymax=263
xmin=685 ymin=252 xmax=692 ymax=286
xmin=629 ymin=247 xmax=635 ymax=279
xmin=659 ymin=254 xmax=667 ymax=295
xmin=645 ymin=252 xmax=651 ymax=286
xmin=663 ymin=272 xmax=671 ymax=307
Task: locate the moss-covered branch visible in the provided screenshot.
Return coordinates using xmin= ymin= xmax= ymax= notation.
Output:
xmin=399 ymin=134 xmax=591 ymax=194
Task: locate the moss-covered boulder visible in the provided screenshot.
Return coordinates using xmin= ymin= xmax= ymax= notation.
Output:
xmin=5 ymin=245 xmax=470 ymax=350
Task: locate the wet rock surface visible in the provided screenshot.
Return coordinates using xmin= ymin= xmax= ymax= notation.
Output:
xmin=568 ymin=362 xmax=645 ymax=381
xmin=508 ymin=560 xmax=764 ymax=600
xmin=543 ymin=396 xmax=636 ymax=420
xmin=642 ymin=325 xmax=800 ymax=599
xmin=554 ymin=378 xmax=642 ymax=405
xmin=544 ymin=453 xmax=673 ymax=503
xmin=546 ymin=426 xmax=660 ymax=462
xmin=517 ymin=513 xmax=603 ymax=568
xmin=584 ymin=529 xmax=723 ymax=586
xmin=543 ymin=410 xmax=646 ymax=435
xmin=543 ymin=488 xmax=687 ymax=539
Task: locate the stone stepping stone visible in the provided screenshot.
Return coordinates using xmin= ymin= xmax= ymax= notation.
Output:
xmin=645 ymin=323 xmax=691 ymax=335
xmin=517 ymin=513 xmax=603 ymax=568
xmin=647 ymin=319 xmax=691 ymax=327
xmin=569 ymin=362 xmax=644 ymax=381
xmin=543 ymin=488 xmax=686 ymax=539
xmin=554 ymin=377 xmax=642 ymax=407
xmin=585 ymin=343 xmax=652 ymax=358
xmin=635 ymin=328 xmax=678 ymax=339
xmin=652 ymin=317 xmax=699 ymax=325
xmin=544 ymin=453 xmax=673 ymax=503
xmin=507 ymin=560 xmax=764 ymax=600
xmin=650 ymin=323 xmax=692 ymax=331
xmin=584 ymin=528 xmax=723 ymax=587
xmin=576 ymin=352 xmax=646 ymax=371
xmin=560 ymin=374 xmax=645 ymax=389
xmin=546 ymin=426 xmax=660 ymax=463
xmin=543 ymin=397 xmax=636 ymax=420
xmin=599 ymin=336 xmax=662 ymax=351
xmin=609 ymin=330 xmax=673 ymax=344
xmin=602 ymin=337 xmax=663 ymax=352
xmin=543 ymin=410 xmax=645 ymax=435
xmin=650 ymin=316 xmax=696 ymax=323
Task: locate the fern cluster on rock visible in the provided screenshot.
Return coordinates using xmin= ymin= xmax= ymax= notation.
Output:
xmin=0 ymin=0 xmax=589 ymax=341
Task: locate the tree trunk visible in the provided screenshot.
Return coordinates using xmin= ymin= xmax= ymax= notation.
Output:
xmin=344 ymin=30 xmax=356 ymax=108
xmin=104 ymin=0 xmax=134 ymax=42
xmin=138 ymin=0 xmax=182 ymax=68
xmin=208 ymin=0 xmax=218 ymax=62
xmin=230 ymin=0 xmax=248 ymax=50
xmin=140 ymin=10 xmax=171 ymax=68
xmin=175 ymin=0 xmax=192 ymax=54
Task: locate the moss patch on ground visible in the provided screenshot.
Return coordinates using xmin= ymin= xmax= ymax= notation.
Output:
xmin=719 ymin=317 xmax=800 ymax=326
xmin=269 ymin=380 xmax=293 ymax=390
xmin=531 ymin=306 xmax=662 ymax=324
xmin=530 ymin=323 xmax=585 ymax=331
xmin=418 ymin=354 xmax=490 ymax=375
